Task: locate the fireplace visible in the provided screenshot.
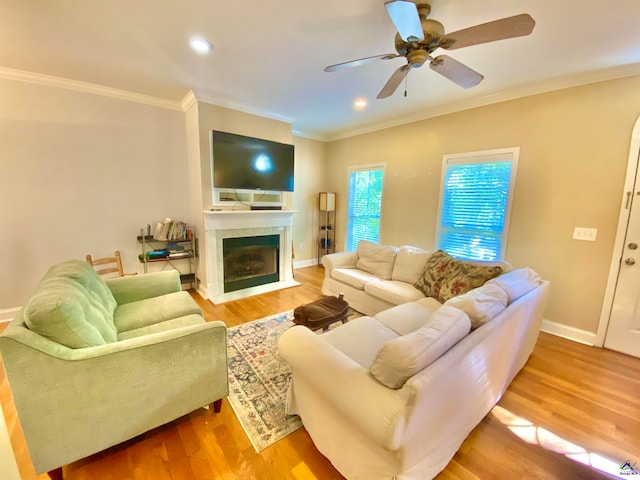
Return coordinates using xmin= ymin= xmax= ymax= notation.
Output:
xmin=223 ymin=235 xmax=279 ymax=292
xmin=203 ymin=210 xmax=298 ymax=303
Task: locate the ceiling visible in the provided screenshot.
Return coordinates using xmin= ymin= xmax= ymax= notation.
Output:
xmin=1 ymin=0 xmax=640 ymax=141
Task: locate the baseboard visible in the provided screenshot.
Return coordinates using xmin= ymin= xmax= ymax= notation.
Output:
xmin=0 ymin=307 xmax=20 ymax=323
xmin=197 ymin=285 xmax=209 ymax=300
xmin=540 ymin=319 xmax=598 ymax=346
xmin=293 ymin=259 xmax=318 ymax=269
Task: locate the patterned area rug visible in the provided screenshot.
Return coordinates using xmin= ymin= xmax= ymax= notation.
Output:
xmin=226 ymin=309 xmax=359 ymax=452
xmin=226 ymin=311 xmax=300 ymax=453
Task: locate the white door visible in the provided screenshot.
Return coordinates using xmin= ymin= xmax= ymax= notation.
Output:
xmin=605 ymin=149 xmax=640 ymax=358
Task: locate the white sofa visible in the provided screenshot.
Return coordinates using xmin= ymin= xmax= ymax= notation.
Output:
xmin=279 ymin=249 xmax=549 ymax=480
xmin=321 ymin=240 xmax=510 ymax=316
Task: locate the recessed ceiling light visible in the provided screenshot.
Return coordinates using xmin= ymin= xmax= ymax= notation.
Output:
xmin=354 ymin=98 xmax=368 ymax=110
xmin=189 ymin=37 xmax=213 ymax=54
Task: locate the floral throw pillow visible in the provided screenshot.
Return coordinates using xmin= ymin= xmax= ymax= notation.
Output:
xmin=414 ymin=250 xmax=503 ymax=303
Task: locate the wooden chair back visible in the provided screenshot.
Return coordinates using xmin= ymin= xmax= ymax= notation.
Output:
xmin=85 ymin=250 xmax=124 ymax=278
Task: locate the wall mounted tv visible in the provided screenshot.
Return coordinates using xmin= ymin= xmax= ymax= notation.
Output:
xmin=211 ymin=130 xmax=294 ymax=192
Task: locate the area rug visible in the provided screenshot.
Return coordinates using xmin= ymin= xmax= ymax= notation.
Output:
xmin=226 ymin=309 xmax=358 ymax=452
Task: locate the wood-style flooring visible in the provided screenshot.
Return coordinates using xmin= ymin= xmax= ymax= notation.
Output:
xmin=1 ymin=265 xmax=639 ymax=479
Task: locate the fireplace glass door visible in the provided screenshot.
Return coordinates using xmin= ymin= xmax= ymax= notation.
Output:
xmin=223 ymin=235 xmax=279 ymax=292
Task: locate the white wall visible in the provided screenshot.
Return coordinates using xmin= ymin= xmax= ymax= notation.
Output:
xmin=0 ymin=78 xmax=189 ymax=309
xmin=291 ymin=136 xmax=328 ymax=265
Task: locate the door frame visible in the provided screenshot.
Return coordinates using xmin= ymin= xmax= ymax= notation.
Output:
xmin=596 ymin=114 xmax=640 ymax=346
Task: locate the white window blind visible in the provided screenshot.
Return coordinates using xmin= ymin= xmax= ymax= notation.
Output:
xmin=436 ymin=149 xmax=518 ymax=261
xmin=346 ymin=165 xmax=384 ymax=252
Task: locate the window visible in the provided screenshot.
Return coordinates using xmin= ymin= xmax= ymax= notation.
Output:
xmin=346 ymin=165 xmax=385 ymax=252
xmin=436 ymin=148 xmax=518 ymax=261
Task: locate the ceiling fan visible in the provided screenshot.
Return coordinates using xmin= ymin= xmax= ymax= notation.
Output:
xmin=324 ymin=1 xmax=535 ymax=99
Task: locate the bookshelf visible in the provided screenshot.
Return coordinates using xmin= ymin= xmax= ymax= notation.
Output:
xmin=138 ymin=230 xmax=197 ymax=288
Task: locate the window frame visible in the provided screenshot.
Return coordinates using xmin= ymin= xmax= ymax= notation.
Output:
xmin=434 ymin=147 xmax=519 ymax=261
xmin=346 ymin=163 xmax=386 ymax=252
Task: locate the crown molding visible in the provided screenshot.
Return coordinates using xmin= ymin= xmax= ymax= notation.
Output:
xmin=190 ymin=88 xmax=295 ymax=125
xmin=292 ymin=129 xmax=326 ymax=141
xmin=3 ymin=63 xmax=639 ymax=142
xmin=180 ymin=90 xmax=198 ymax=111
xmin=325 ymin=63 xmax=640 ymax=142
xmin=0 ymin=67 xmax=183 ymax=111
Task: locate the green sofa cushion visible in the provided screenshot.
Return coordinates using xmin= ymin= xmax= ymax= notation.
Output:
xmin=44 ymin=260 xmax=117 ymax=312
xmin=114 ymin=291 xmax=203 ymax=333
xmin=24 ymin=277 xmax=117 ymax=348
xmin=117 ymin=314 xmax=205 ymax=341
xmin=23 ymin=260 xmax=118 ymax=348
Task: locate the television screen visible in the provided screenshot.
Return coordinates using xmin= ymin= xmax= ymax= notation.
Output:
xmin=211 ymin=130 xmax=294 ymax=192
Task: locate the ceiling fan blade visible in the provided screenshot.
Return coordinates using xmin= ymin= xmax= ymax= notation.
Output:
xmin=384 ymin=0 xmax=424 ymax=42
xmin=324 ymin=53 xmax=400 ymax=72
xmin=377 ymin=64 xmax=412 ymax=99
xmin=441 ymin=13 xmax=535 ymax=50
xmin=429 ymin=55 xmax=483 ymax=89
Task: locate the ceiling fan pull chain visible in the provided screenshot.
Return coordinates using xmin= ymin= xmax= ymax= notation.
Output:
xmin=404 ymin=73 xmax=408 ymax=97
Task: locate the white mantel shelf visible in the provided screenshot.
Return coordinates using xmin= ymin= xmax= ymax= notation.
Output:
xmin=202 ymin=209 xmax=299 ymax=303
xmin=204 ymin=209 xmax=297 ymax=230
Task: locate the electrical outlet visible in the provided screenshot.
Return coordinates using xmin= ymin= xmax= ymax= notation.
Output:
xmin=573 ymin=227 xmax=598 ymax=242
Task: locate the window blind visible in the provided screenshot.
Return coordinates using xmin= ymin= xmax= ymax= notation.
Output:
xmin=437 ymin=160 xmax=514 ymax=261
xmin=346 ymin=167 xmax=384 ymax=252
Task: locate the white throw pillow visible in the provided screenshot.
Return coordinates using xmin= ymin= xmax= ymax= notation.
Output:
xmin=355 ymin=240 xmax=398 ymax=280
xmin=391 ymin=246 xmax=432 ymax=284
xmin=485 ymin=267 xmax=542 ymax=304
xmin=444 ymin=283 xmax=508 ymax=329
xmin=368 ymin=306 xmax=471 ymax=389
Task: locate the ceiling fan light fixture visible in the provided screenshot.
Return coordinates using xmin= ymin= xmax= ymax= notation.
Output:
xmin=189 ymin=37 xmax=213 ymax=54
xmin=407 ymin=49 xmax=428 ymax=67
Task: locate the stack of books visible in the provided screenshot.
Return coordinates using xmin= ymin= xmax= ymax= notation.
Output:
xmin=153 ymin=218 xmax=191 ymax=241
xmin=167 ymin=241 xmax=193 ymax=259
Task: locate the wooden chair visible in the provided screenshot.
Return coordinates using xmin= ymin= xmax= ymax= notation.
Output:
xmin=85 ymin=250 xmax=124 ymax=277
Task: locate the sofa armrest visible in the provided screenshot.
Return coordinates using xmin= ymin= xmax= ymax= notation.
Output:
xmin=1 ymin=319 xmax=226 ymax=361
xmin=278 ymin=325 xmax=410 ymax=450
xmin=321 ymin=251 xmax=358 ymax=277
xmin=106 ymin=270 xmax=182 ymax=304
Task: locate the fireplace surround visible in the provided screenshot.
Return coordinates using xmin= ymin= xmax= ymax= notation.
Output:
xmin=203 ymin=210 xmax=298 ymax=303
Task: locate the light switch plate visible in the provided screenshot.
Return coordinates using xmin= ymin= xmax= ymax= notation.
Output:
xmin=573 ymin=227 xmax=598 ymax=241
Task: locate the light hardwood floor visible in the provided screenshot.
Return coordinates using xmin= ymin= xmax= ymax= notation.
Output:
xmin=2 ymin=265 xmax=639 ymax=479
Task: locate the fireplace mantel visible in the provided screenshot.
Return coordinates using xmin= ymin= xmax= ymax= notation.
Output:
xmin=204 ymin=209 xmax=296 ymax=231
xmin=202 ymin=209 xmax=299 ymax=303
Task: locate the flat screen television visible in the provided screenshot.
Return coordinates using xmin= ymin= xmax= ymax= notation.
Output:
xmin=211 ymin=130 xmax=294 ymax=192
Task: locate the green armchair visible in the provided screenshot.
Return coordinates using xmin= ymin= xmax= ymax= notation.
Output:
xmin=0 ymin=260 xmax=228 ymax=476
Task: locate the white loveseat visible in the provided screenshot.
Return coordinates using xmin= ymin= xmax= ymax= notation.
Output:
xmin=279 ymin=247 xmax=549 ymax=480
xmin=321 ymin=240 xmax=511 ymax=316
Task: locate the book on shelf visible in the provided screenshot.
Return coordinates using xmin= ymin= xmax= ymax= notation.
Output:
xmin=168 ymin=252 xmax=192 ymax=259
xmin=152 ymin=218 xmax=191 ymax=241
